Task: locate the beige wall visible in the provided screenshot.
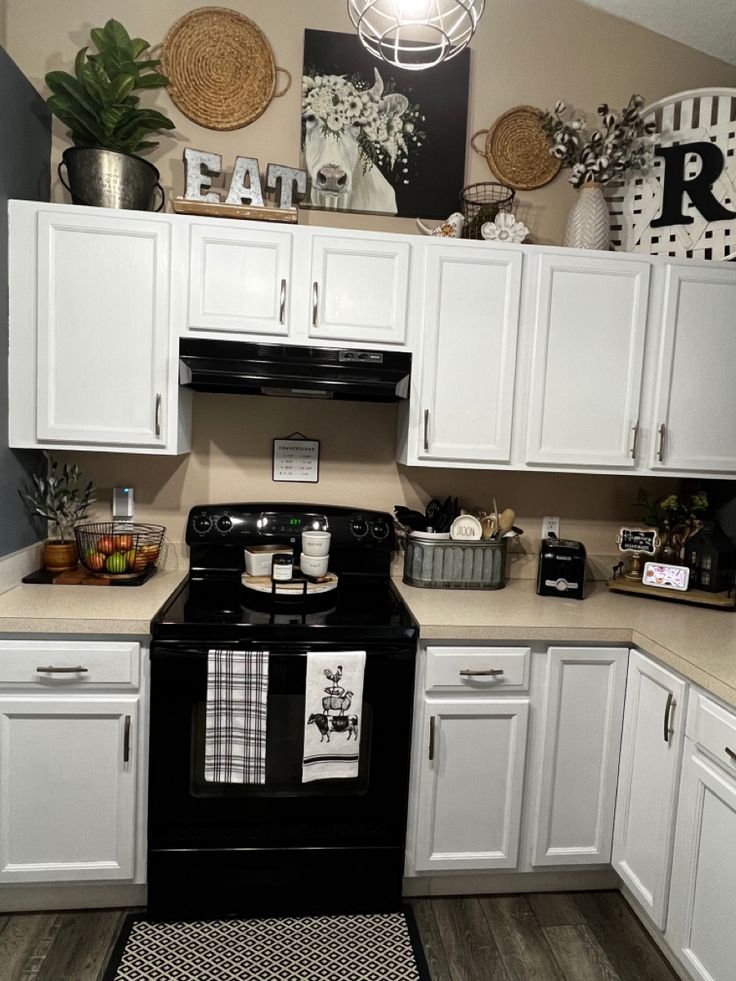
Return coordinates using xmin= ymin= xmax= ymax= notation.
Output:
xmin=6 ymin=0 xmax=736 ymax=244
xmin=8 ymin=0 xmax=726 ymax=574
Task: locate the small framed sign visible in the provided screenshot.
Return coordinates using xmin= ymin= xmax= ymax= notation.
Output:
xmin=272 ymin=432 xmax=320 ymax=483
xmin=616 ymin=527 xmax=660 ymax=555
xmin=643 ymin=562 xmax=690 ymax=592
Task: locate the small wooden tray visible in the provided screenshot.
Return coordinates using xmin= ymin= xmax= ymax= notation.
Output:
xmin=242 ymin=571 xmax=338 ymax=596
xmin=607 ymin=577 xmax=736 ymax=609
xmin=22 ymin=565 xmax=157 ymax=587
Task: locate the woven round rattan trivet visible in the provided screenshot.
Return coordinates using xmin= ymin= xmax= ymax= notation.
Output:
xmin=471 ymin=105 xmax=560 ymax=191
xmin=161 ymin=6 xmax=291 ymax=131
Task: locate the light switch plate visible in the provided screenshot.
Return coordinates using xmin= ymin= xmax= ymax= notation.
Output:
xmin=542 ymin=516 xmax=560 ymax=539
xmin=112 ymin=486 xmax=134 ymax=522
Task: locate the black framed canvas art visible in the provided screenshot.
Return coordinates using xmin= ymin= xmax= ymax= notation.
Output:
xmin=301 ymin=29 xmax=470 ymax=219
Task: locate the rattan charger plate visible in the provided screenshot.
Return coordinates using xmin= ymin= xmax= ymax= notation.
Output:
xmin=472 ymin=105 xmax=561 ymax=191
xmin=161 ymin=6 xmax=291 ymax=131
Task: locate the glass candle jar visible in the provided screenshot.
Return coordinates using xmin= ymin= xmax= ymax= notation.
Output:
xmin=272 ymin=552 xmax=293 ymax=582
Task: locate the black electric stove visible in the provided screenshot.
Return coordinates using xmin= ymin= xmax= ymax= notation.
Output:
xmin=148 ymin=503 xmax=418 ymax=917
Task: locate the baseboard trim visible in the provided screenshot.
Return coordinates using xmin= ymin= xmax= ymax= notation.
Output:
xmin=0 ymin=882 xmax=146 ymax=913
xmin=402 ymin=868 xmax=619 ymax=896
xmin=619 ymin=884 xmax=691 ymax=981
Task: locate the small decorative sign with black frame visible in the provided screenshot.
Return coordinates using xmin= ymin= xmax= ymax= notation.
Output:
xmin=616 ymin=527 xmax=659 ymax=555
xmin=272 ymin=432 xmax=320 ymax=483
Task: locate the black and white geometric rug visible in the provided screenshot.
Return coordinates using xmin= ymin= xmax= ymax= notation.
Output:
xmin=103 ymin=910 xmax=430 ymax=981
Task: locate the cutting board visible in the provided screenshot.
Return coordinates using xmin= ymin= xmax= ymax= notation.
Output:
xmin=22 ymin=565 xmax=157 ymax=587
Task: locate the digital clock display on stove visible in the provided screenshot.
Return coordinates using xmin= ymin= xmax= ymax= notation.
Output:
xmin=257 ymin=513 xmax=328 ymax=535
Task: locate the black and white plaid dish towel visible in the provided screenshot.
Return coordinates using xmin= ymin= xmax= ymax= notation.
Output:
xmin=205 ymin=649 xmax=269 ymax=784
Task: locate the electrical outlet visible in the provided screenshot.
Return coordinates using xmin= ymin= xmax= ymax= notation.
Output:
xmin=541 ymin=516 xmax=560 ymax=539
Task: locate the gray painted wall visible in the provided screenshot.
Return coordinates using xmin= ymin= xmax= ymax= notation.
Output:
xmin=0 ymin=45 xmax=50 ymax=556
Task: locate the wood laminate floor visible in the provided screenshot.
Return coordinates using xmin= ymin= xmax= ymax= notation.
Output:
xmin=0 ymin=891 xmax=679 ymax=981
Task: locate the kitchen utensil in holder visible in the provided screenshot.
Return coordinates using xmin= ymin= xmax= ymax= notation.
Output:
xmin=460 ymin=181 xmax=515 ymax=239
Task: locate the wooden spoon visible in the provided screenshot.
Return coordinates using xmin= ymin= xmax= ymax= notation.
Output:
xmin=495 ymin=508 xmax=516 ymax=538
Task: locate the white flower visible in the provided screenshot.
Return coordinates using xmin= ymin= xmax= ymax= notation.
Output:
xmin=404 ymin=121 xmax=414 ymax=134
xmin=481 ymin=212 xmax=529 ymax=244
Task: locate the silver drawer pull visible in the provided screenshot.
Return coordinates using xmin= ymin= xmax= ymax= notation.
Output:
xmin=36 ymin=665 xmax=89 ymax=674
xmin=124 ymin=715 xmax=132 ymax=764
xmin=428 ymin=715 xmax=436 ymax=761
xmin=726 ymin=747 xmax=736 ymax=763
xmin=279 ymin=278 xmax=287 ymax=324
xmin=459 ymin=668 xmax=504 ymax=677
xmin=664 ymin=691 xmax=675 ymax=743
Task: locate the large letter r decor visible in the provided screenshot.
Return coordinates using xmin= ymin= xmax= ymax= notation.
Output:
xmin=651 ymin=142 xmax=736 ymax=227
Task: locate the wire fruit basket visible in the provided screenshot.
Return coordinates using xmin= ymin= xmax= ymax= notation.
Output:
xmin=460 ymin=181 xmax=515 ymax=239
xmin=75 ymin=523 xmax=165 ymax=578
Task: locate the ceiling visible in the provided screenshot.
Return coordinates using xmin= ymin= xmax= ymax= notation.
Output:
xmin=581 ymin=0 xmax=736 ymax=66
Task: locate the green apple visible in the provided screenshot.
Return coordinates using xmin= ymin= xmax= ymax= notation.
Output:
xmin=105 ymin=552 xmax=127 ymax=574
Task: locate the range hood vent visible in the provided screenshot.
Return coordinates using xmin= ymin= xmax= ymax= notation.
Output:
xmin=179 ymin=338 xmax=411 ymax=402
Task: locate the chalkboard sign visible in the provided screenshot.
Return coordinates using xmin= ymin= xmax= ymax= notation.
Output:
xmin=616 ymin=527 xmax=660 ymax=555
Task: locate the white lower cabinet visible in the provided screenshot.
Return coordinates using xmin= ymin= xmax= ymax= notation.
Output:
xmin=613 ymin=650 xmax=687 ymax=928
xmin=531 ymin=647 xmax=627 ymax=866
xmin=666 ymin=696 xmax=736 ymax=981
xmin=0 ymin=640 xmax=145 ymax=890
xmin=413 ymin=697 xmax=529 ymax=871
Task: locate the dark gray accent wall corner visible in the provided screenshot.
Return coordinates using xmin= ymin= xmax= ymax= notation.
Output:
xmin=0 ymin=44 xmax=50 ymax=557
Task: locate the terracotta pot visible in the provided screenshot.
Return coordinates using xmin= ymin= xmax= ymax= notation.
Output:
xmin=42 ymin=540 xmax=78 ymax=573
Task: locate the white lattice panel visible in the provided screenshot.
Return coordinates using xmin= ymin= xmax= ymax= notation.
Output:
xmin=606 ymin=88 xmax=736 ymax=261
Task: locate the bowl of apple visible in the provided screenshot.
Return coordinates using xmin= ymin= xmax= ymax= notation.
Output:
xmin=75 ymin=523 xmax=165 ymax=578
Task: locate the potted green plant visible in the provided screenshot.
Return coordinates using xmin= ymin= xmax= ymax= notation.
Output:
xmin=632 ymin=488 xmax=709 ymax=564
xmin=19 ymin=454 xmax=97 ymax=573
xmin=45 ymin=18 xmax=175 ymax=211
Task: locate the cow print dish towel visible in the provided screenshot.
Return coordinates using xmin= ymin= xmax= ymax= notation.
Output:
xmin=303 ymin=651 xmax=366 ymax=783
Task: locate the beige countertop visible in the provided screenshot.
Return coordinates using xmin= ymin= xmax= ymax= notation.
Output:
xmin=393 ymin=578 xmax=736 ymax=709
xmin=0 ymin=570 xmax=186 ymax=636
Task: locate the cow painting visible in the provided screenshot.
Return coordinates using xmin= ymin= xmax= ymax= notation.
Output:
xmin=302 ymin=67 xmax=419 ymax=215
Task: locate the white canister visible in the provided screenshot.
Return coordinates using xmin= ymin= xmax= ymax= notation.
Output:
xmin=300 ymin=552 xmax=329 ymax=577
xmin=301 ymin=531 xmax=331 ymax=556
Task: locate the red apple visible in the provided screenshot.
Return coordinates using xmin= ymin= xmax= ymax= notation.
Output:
xmin=84 ymin=550 xmax=105 ymax=571
xmin=96 ymin=535 xmax=116 ymax=555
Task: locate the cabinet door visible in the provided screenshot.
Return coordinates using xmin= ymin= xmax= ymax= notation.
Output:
xmin=526 ymin=253 xmax=649 ymax=468
xmin=36 ymin=211 xmax=171 ymax=448
xmin=532 ymin=647 xmax=627 ymax=866
xmin=650 ymin=263 xmax=736 ymax=473
xmin=309 ymin=234 xmax=410 ymax=344
xmin=414 ymin=698 xmax=529 ymax=871
xmin=613 ymin=650 xmax=687 ymax=929
xmin=418 ymin=246 xmax=522 ymax=463
xmin=666 ymin=745 xmax=736 ymax=981
xmin=187 ymin=222 xmax=293 ymax=337
xmin=0 ymin=696 xmax=137 ymax=883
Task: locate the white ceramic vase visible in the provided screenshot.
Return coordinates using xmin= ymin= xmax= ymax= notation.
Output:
xmin=563 ymin=181 xmax=610 ymax=251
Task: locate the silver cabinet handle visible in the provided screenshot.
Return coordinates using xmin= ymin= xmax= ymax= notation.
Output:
xmin=630 ymin=421 xmax=640 ymax=460
xmin=279 ymin=278 xmax=287 ymax=325
xmin=124 ymin=715 xmax=131 ymax=764
xmin=726 ymin=747 xmax=736 ymax=764
xmin=312 ymin=281 xmax=319 ymax=327
xmin=459 ymin=668 xmax=504 ymax=677
xmin=664 ymin=691 xmax=674 ymax=743
xmin=428 ymin=715 xmax=436 ymax=761
xmin=657 ymin=422 xmax=666 ymax=462
xmin=155 ymin=393 xmax=162 ymax=437
xmin=36 ymin=665 xmax=88 ymax=674
xmin=423 ymin=409 xmax=430 ymax=452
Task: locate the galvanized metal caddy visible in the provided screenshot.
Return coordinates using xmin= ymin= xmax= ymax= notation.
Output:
xmin=403 ymin=536 xmax=507 ymax=590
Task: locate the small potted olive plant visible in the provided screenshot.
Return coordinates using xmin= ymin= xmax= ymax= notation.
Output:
xmin=19 ymin=454 xmax=96 ymax=573
xmin=45 ymin=18 xmax=175 ymax=211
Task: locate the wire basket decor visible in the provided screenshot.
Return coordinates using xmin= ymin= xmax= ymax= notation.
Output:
xmin=75 ymin=523 xmax=166 ymax=578
xmin=460 ymin=181 xmax=515 ymax=239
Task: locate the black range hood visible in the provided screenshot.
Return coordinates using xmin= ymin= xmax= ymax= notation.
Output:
xmin=179 ymin=338 xmax=411 ymax=402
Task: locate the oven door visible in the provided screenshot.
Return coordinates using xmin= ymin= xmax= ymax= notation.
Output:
xmin=147 ymin=638 xmax=416 ymax=914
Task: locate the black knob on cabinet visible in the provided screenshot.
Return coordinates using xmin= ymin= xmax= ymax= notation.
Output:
xmin=372 ymin=520 xmax=390 ymax=541
xmin=351 ymin=518 xmax=368 ymax=538
xmin=216 ymin=515 xmax=233 ymax=533
xmin=193 ymin=515 xmax=212 ymax=535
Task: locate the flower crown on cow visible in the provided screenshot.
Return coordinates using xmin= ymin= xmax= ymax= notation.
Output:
xmin=302 ymin=68 xmax=425 ymax=176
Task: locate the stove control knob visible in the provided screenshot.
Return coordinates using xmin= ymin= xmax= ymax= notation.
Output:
xmin=350 ymin=517 xmax=368 ymax=538
xmin=371 ymin=520 xmax=390 ymax=541
xmin=193 ymin=515 xmax=212 ymax=535
xmin=216 ymin=515 xmax=233 ymax=533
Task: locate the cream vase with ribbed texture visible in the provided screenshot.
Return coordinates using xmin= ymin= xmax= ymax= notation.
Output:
xmin=563 ymin=181 xmax=610 ymax=250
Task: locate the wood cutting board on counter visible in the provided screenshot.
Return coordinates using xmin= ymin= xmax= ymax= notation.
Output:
xmin=22 ymin=565 xmax=157 ymax=587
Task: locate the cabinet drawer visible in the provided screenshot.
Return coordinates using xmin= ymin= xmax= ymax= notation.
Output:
xmin=0 ymin=641 xmax=140 ymax=689
xmin=687 ymin=692 xmax=736 ymax=775
xmin=425 ymin=647 xmax=530 ymax=693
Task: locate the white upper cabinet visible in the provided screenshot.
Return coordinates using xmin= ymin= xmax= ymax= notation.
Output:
xmin=415 ymin=244 xmax=522 ymax=464
xmin=308 ymin=233 xmax=410 ymax=345
xmin=649 ymin=263 xmax=736 ymax=474
xmin=187 ymin=221 xmax=293 ymax=337
xmin=525 ymin=253 xmax=650 ymax=468
xmin=613 ymin=650 xmax=687 ymax=929
xmin=9 ymin=202 xmax=191 ymax=455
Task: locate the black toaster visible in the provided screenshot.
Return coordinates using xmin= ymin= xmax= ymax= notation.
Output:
xmin=536 ymin=534 xmax=586 ymax=600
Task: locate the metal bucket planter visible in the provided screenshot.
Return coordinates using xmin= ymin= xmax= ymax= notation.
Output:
xmin=59 ymin=147 xmax=164 ymax=211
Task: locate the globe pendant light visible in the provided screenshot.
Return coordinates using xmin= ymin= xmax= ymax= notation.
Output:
xmin=348 ymin=0 xmax=485 ymax=71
